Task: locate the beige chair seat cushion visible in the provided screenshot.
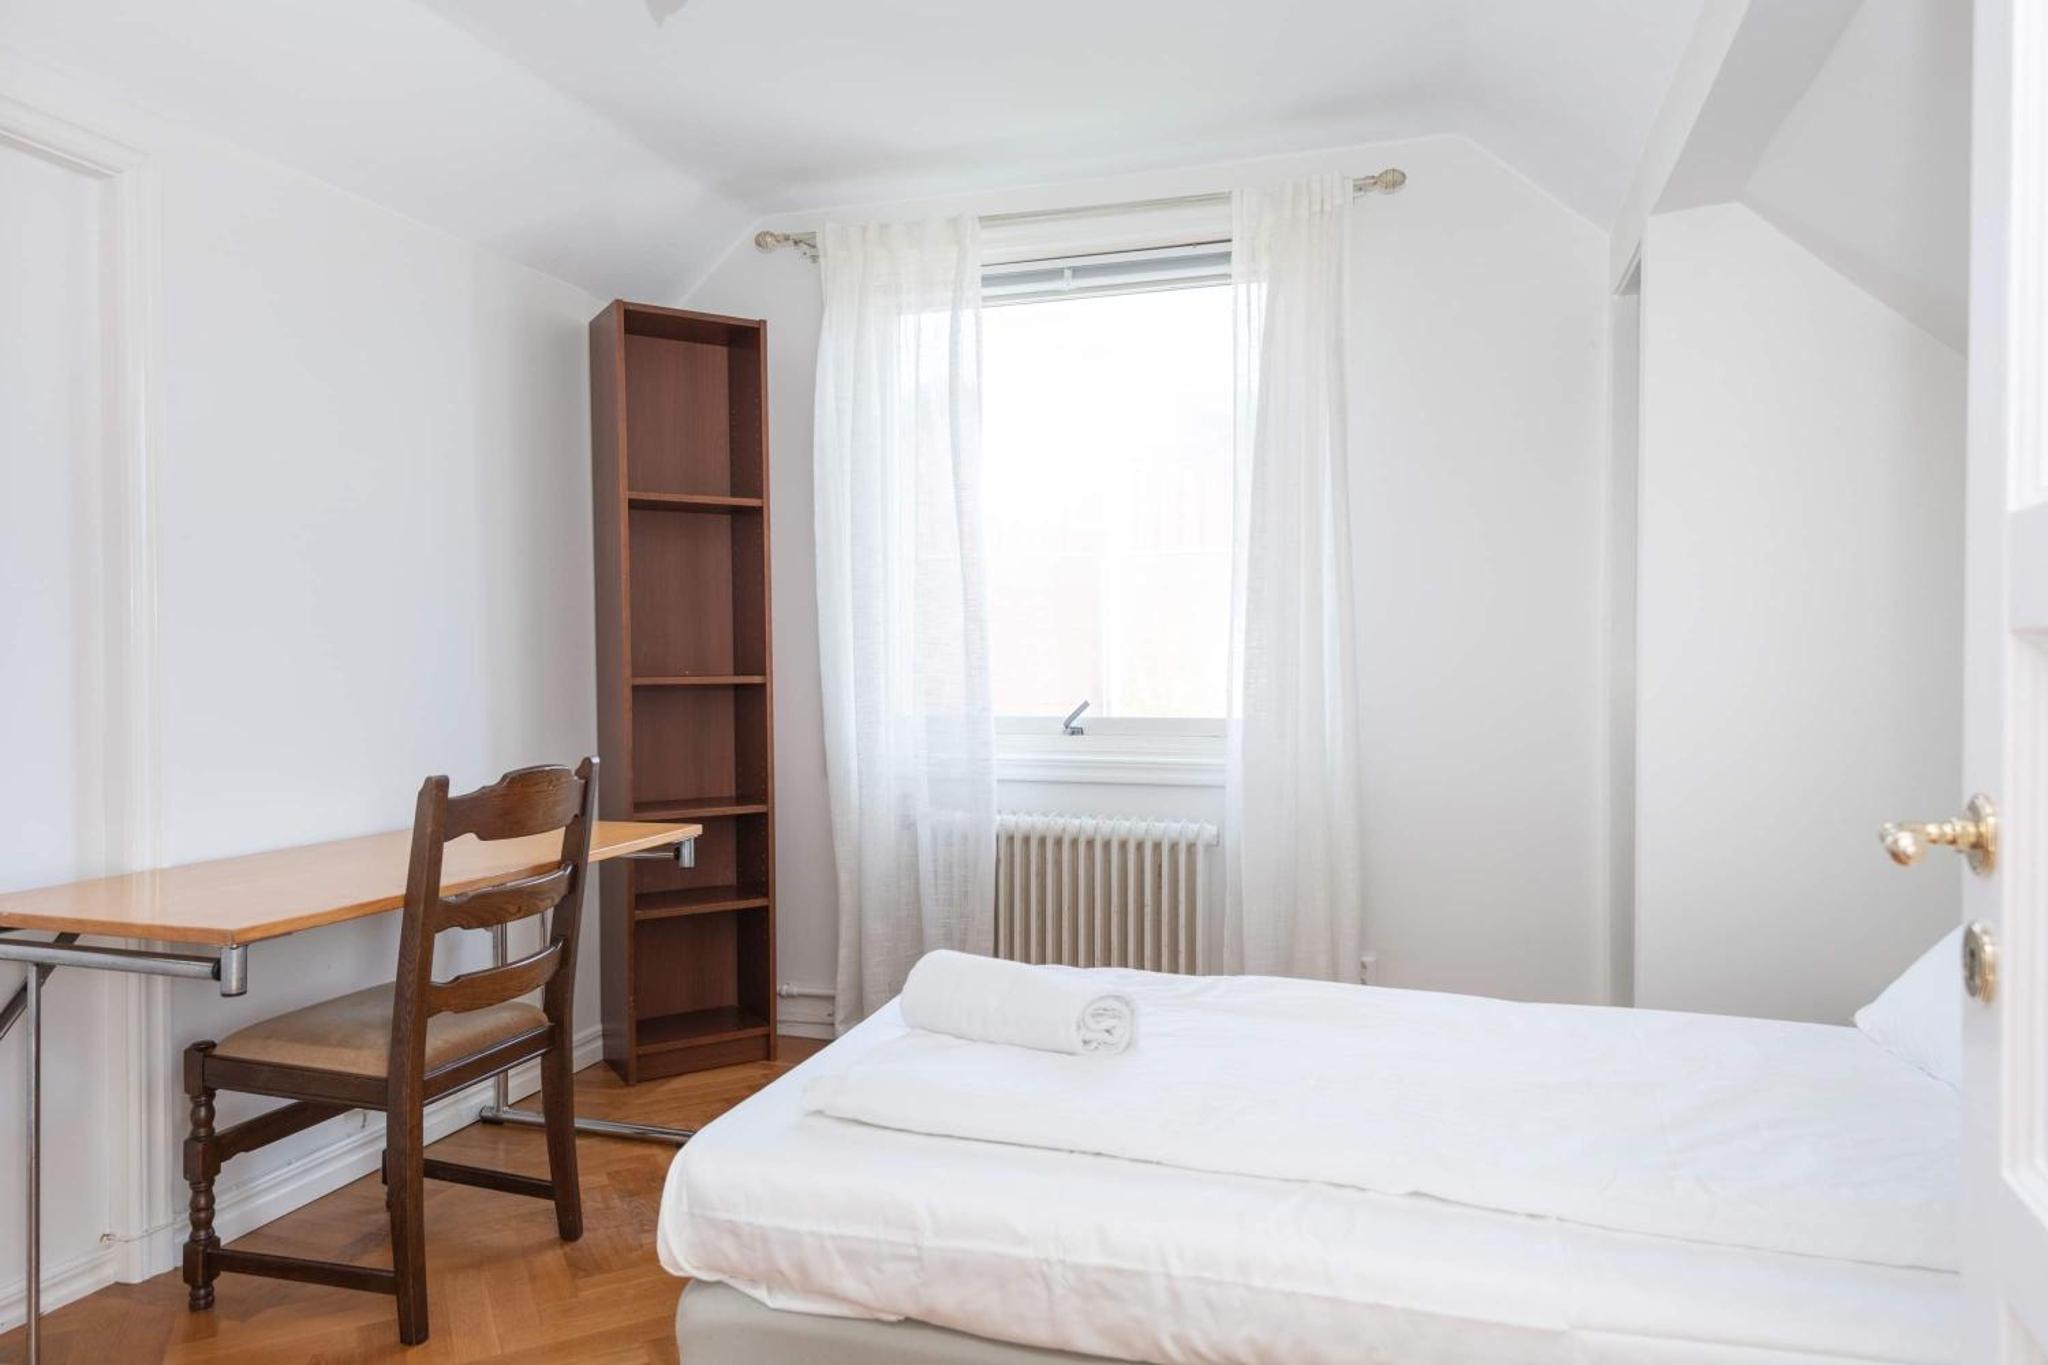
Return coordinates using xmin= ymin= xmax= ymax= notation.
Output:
xmin=213 ymin=984 xmax=548 ymax=1077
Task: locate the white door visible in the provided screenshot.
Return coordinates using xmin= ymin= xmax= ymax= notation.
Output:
xmin=1962 ymin=2 xmax=2048 ymax=1356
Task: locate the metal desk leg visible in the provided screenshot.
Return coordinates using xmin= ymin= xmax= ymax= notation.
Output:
xmin=0 ymin=937 xmax=240 ymax=1362
xmin=23 ymin=966 xmax=40 ymax=1365
xmin=477 ymin=847 xmax=698 ymax=1147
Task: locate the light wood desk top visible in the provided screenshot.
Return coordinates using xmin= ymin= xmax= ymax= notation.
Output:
xmin=0 ymin=820 xmax=698 ymax=948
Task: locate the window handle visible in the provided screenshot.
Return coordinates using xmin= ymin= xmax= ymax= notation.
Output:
xmin=1061 ymin=700 xmax=1090 ymax=737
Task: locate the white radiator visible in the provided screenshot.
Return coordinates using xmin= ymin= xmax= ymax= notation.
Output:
xmin=994 ymin=813 xmax=1219 ymax=974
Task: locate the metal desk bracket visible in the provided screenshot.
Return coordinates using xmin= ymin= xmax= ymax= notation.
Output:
xmin=0 ymin=932 xmax=249 ymax=1364
xmin=478 ymin=835 xmax=697 ymax=1145
xmin=618 ymin=838 xmax=696 ymax=870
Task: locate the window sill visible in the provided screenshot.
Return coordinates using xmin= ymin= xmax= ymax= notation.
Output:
xmin=995 ymin=732 xmax=1225 ymax=787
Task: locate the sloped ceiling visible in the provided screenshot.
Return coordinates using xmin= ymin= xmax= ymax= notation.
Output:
xmin=0 ymin=0 xmax=751 ymax=300
xmin=0 ymin=0 xmax=1706 ymax=299
xmin=1741 ymin=1 xmax=1971 ymax=351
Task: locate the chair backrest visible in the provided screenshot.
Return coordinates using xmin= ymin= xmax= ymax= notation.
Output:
xmin=388 ymin=760 xmax=597 ymax=1091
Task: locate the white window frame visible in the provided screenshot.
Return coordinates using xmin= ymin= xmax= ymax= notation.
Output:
xmin=980 ymin=229 xmax=1232 ymax=785
xmin=996 ymin=716 xmax=1225 ymax=787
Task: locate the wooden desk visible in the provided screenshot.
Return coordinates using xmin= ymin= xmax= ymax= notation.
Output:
xmin=0 ymin=818 xmax=700 ymax=1365
xmin=0 ymin=819 xmax=691 ymax=946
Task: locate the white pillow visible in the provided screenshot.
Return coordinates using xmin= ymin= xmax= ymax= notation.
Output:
xmin=1854 ymin=926 xmax=1963 ymax=1088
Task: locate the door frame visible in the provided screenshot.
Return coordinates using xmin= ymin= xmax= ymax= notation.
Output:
xmin=0 ymin=93 xmax=168 ymax=1301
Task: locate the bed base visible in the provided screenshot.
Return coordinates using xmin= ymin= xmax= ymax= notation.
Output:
xmin=675 ymin=1280 xmax=1130 ymax=1364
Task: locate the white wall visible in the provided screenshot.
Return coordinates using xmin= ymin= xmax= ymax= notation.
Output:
xmin=154 ymin=114 xmax=603 ymax=1259
xmin=684 ymin=135 xmax=1613 ymax=1010
xmin=0 ymin=53 xmax=604 ymax=1323
xmin=1634 ymin=202 xmax=1964 ymax=1024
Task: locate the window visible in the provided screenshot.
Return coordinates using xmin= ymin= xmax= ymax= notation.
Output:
xmin=982 ymin=246 xmax=1233 ymax=734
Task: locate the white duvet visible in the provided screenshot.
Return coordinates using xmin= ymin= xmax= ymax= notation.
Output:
xmin=662 ymin=990 xmax=1959 ymax=1364
xmin=805 ymin=969 xmax=1957 ymax=1271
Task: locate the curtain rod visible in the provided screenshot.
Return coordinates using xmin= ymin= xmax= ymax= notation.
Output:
xmin=752 ymin=167 xmax=1407 ymax=258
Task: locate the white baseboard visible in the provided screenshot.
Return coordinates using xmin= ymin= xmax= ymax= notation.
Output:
xmin=0 ymin=1243 xmax=121 ymax=1335
xmin=0 ymin=1023 xmax=606 ymax=1332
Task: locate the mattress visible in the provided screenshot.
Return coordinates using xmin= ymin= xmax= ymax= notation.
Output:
xmin=659 ymin=1000 xmax=1959 ymax=1365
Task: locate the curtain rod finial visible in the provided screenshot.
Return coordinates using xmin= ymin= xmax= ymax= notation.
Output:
xmin=755 ymin=229 xmax=819 ymax=260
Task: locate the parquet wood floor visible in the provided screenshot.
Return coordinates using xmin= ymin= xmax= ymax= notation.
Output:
xmin=0 ymin=1040 xmax=824 ymax=1364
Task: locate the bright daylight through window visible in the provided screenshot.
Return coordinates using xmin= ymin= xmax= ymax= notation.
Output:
xmin=982 ymin=276 xmax=1232 ymax=725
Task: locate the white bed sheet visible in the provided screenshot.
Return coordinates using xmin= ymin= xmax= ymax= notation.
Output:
xmin=806 ymin=971 xmax=1957 ymax=1270
xmin=660 ymin=1002 xmax=1957 ymax=1365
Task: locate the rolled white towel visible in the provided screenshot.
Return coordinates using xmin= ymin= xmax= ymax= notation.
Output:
xmin=898 ymin=950 xmax=1137 ymax=1055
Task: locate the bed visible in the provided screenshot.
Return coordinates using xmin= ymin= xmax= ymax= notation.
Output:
xmin=657 ymin=966 xmax=1960 ymax=1365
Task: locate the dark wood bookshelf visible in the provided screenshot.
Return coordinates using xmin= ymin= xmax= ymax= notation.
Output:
xmin=636 ymin=1006 xmax=772 ymax=1054
xmin=635 ymin=883 xmax=773 ymax=920
xmin=626 ymin=490 xmax=766 ymax=512
xmin=589 ymin=300 xmax=776 ymax=1082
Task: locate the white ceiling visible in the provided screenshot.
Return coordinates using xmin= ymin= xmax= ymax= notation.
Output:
xmin=0 ymin=0 xmax=1706 ymax=299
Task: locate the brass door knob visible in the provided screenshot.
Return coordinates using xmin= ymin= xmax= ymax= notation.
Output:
xmin=1880 ymin=794 xmax=1998 ymax=876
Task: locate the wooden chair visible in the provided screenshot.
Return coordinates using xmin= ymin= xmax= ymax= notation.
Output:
xmin=181 ymin=760 xmax=597 ymax=1345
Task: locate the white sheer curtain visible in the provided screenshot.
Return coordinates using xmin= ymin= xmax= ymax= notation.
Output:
xmin=813 ymin=215 xmax=996 ymax=1026
xmin=1223 ymin=174 xmax=1368 ymax=980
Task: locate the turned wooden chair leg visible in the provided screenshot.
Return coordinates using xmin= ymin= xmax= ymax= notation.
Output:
xmin=539 ymin=1042 xmax=584 ymax=1242
xmin=181 ymin=1043 xmax=221 ymax=1312
xmin=386 ymin=1107 xmax=430 ymax=1345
